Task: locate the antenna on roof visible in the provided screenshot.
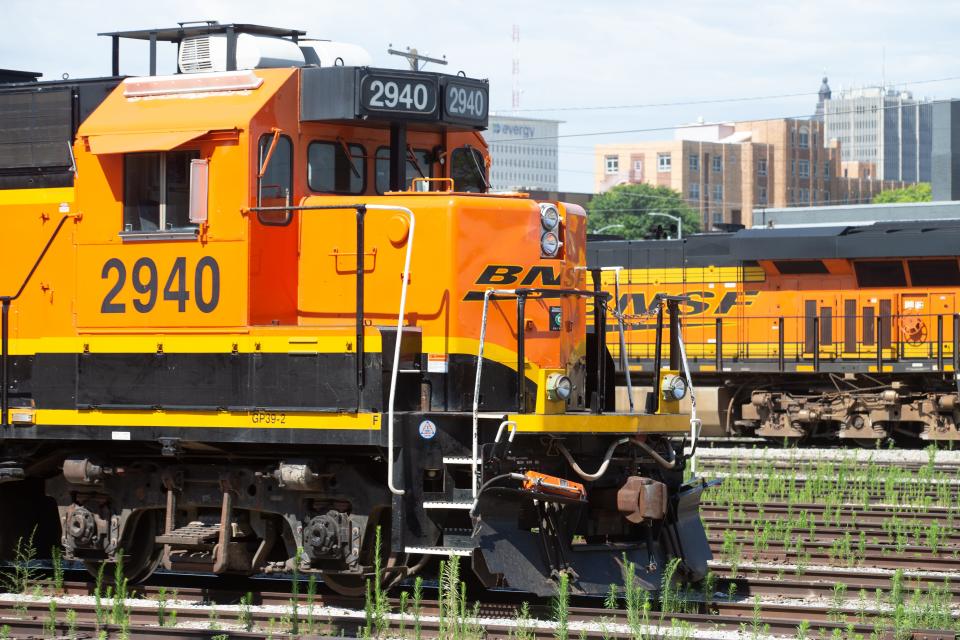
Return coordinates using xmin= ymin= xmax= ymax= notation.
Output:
xmin=387 ymin=45 xmax=447 ymax=71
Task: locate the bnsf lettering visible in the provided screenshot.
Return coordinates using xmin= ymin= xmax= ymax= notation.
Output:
xmin=466 ymin=264 xmax=567 ymax=300
xmin=616 ymin=292 xmax=714 ymax=316
xmin=613 ymin=290 xmax=759 ymax=317
xmin=475 ymin=264 xmax=561 ymax=286
xmin=617 ymin=293 xmax=659 ymax=315
xmin=521 ymin=266 xmax=561 ymax=286
xmin=718 ymin=290 xmax=758 ymax=313
xmin=679 ymin=292 xmax=713 ymax=316
xmin=476 ymin=265 xmax=524 ymax=285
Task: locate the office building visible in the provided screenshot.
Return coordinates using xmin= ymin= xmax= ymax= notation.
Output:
xmin=485 ymin=115 xmax=560 ymax=191
xmin=823 ymin=84 xmax=933 ymax=182
xmin=932 ymin=99 xmax=960 ymax=201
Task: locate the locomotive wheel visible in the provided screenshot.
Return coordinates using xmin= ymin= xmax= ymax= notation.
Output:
xmin=323 ymin=552 xmax=414 ymax=597
xmin=84 ymin=510 xmax=163 ymax=584
xmin=322 ymin=571 xmax=368 ymax=597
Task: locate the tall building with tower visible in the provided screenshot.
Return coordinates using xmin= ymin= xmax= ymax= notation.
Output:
xmin=814 ymin=77 xmax=831 ymax=121
xmin=823 ymin=82 xmax=933 ymax=182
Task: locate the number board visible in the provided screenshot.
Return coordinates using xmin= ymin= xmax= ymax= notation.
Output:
xmin=359 ymin=72 xmax=439 ymax=119
xmin=443 ymin=77 xmax=489 ymax=126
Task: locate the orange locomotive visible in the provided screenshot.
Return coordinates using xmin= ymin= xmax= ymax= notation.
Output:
xmin=590 ymin=223 xmax=960 ymax=444
xmin=0 ymin=22 xmax=708 ymax=596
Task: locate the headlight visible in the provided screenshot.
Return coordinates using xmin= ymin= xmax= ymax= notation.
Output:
xmin=540 ymin=231 xmax=561 ymax=257
xmin=546 ymin=373 xmax=573 ymax=401
xmin=539 ymin=204 xmax=560 ymax=230
xmin=661 ymin=374 xmax=687 ymax=401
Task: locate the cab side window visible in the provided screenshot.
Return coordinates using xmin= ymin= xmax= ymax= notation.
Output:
xmin=375 ymin=147 xmax=432 ymax=194
xmin=450 ymin=146 xmax=487 ymax=193
xmin=308 ymin=142 xmax=365 ymax=194
xmin=258 ymin=134 xmax=293 ymax=202
xmin=123 ymin=150 xmax=199 ymax=231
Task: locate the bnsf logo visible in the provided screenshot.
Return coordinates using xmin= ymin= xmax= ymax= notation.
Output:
xmin=613 ymin=290 xmax=759 ymax=317
xmin=464 ymin=265 xmax=576 ymax=300
xmin=475 ymin=265 xmax=561 ymax=286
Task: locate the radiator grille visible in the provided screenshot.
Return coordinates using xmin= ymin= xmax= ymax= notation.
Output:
xmin=178 ymin=36 xmax=214 ymax=73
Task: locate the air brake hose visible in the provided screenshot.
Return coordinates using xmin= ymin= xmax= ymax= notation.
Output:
xmin=555 ymin=437 xmax=631 ymax=482
xmin=632 ymin=437 xmax=677 ymax=470
xmin=468 ymin=472 xmax=527 ymax=517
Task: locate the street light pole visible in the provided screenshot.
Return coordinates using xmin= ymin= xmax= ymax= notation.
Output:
xmin=595 ymin=223 xmax=625 ymax=233
xmin=648 ymin=212 xmax=682 ymax=240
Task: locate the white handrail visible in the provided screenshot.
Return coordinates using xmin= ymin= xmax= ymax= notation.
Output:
xmin=494 ymin=420 xmax=517 ymax=445
xmin=673 ymin=318 xmax=702 ymax=475
xmin=473 ymin=288 xmax=516 ymax=498
xmin=365 ymin=204 xmax=416 ymax=496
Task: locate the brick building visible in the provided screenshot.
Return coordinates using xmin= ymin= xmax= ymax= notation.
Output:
xmin=595 ymin=118 xmax=908 ymax=229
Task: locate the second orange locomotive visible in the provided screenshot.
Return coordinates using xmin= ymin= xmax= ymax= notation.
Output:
xmin=591 ymin=222 xmax=960 ymax=443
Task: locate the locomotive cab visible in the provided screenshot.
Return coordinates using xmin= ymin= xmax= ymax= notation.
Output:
xmin=0 ymin=22 xmax=710 ymax=598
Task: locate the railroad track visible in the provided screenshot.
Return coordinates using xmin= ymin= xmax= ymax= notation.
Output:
xmin=696 ymin=447 xmax=960 ymax=466
xmin=708 ymin=536 xmax=960 ymax=571
xmin=3 ymin=445 xmax=957 ymax=638
xmin=704 ymin=520 xmax=960 ymax=546
xmin=702 ymin=470 xmax=960 ymax=489
xmin=711 ymin=561 xmax=960 ymax=603
xmin=1 ymin=578 xmax=957 ymax=640
xmin=701 ymin=502 xmax=957 ymax=522
xmin=700 ymin=495 xmax=960 ymax=572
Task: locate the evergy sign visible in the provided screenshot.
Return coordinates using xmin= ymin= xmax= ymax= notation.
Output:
xmin=491 ymin=123 xmax=536 ymax=138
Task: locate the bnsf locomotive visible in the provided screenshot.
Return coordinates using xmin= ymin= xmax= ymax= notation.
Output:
xmin=590 ymin=222 xmax=960 ymax=444
xmin=0 ymin=22 xmax=708 ymax=596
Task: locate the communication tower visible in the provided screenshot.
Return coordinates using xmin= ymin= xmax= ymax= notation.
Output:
xmin=512 ymin=24 xmax=521 ymax=111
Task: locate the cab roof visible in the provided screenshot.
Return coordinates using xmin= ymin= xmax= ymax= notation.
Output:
xmin=77 ymin=68 xmax=294 ymax=150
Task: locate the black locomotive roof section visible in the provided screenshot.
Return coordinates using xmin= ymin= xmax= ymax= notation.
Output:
xmin=731 ymin=220 xmax=960 ymax=260
xmin=587 ymin=219 xmax=960 ymax=271
xmin=0 ymin=69 xmax=42 ymax=84
xmin=587 ymin=233 xmax=738 ymax=269
xmin=99 ymin=23 xmax=305 ymax=42
xmin=730 ymin=226 xmax=848 ymax=260
xmin=0 ymin=77 xmax=120 ymax=189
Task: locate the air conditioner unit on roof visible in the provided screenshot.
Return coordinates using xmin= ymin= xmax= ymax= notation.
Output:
xmin=178 ymin=34 xmax=305 ymax=73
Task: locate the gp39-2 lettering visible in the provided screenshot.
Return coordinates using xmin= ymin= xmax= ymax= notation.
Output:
xmin=101 ymin=256 xmax=220 ymax=314
xmin=251 ymin=410 xmax=286 ymax=425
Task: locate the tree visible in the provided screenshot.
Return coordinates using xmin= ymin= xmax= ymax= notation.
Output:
xmin=872 ymin=183 xmax=931 ymax=204
xmin=586 ymin=183 xmax=700 ymax=240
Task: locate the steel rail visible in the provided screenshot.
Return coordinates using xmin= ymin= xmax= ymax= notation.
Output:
xmin=704 ymin=520 xmax=960 ymax=546
xmin=701 ymin=502 xmax=959 ymax=521
xmin=709 ymin=562 xmax=960 ymax=602
xmin=708 ymin=539 xmax=960 ymax=571
xmin=1 ymin=588 xmax=955 ymax=640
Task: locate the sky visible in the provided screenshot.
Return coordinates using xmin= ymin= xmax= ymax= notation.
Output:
xmin=4 ymin=0 xmax=960 ymax=192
